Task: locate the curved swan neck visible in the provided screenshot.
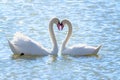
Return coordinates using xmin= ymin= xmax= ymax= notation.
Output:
xmin=62 ymin=20 xmax=72 ymax=51
xmin=49 ymin=19 xmax=58 ymax=55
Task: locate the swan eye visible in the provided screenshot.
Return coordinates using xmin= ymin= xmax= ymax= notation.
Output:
xmin=20 ymin=53 xmax=24 ymax=56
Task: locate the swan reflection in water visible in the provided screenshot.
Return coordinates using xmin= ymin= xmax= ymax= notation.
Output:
xmin=11 ymin=54 xmax=57 ymax=63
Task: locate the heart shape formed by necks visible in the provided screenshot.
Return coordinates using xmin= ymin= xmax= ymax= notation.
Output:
xmin=57 ymin=22 xmax=64 ymax=31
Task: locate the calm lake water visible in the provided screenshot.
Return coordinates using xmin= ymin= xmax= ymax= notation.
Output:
xmin=0 ymin=0 xmax=120 ymax=80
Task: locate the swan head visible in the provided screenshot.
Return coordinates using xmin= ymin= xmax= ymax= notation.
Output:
xmin=50 ymin=18 xmax=62 ymax=30
xmin=58 ymin=19 xmax=71 ymax=31
xmin=57 ymin=22 xmax=64 ymax=31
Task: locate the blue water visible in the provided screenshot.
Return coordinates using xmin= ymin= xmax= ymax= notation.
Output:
xmin=0 ymin=0 xmax=120 ymax=80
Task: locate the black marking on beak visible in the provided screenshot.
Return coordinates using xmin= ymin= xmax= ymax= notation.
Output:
xmin=61 ymin=23 xmax=64 ymax=30
xmin=20 ymin=53 xmax=24 ymax=56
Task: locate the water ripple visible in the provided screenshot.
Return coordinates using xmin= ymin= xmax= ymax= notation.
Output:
xmin=0 ymin=0 xmax=120 ymax=80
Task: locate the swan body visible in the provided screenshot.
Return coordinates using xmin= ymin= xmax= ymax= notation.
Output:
xmin=8 ymin=32 xmax=49 ymax=56
xmin=62 ymin=44 xmax=101 ymax=56
xmin=8 ymin=18 xmax=60 ymax=56
xmin=60 ymin=19 xmax=101 ymax=56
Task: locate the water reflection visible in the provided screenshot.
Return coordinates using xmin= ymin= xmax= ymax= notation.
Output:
xmin=11 ymin=54 xmax=58 ymax=63
xmin=11 ymin=54 xmax=41 ymax=60
xmin=11 ymin=53 xmax=100 ymax=62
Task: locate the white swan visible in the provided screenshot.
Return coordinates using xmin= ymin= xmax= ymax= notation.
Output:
xmin=60 ymin=19 xmax=102 ymax=56
xmin=8 ymin=18 xmax=60 ymax=56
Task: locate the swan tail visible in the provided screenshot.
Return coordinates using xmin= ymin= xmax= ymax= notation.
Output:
xmin=94 ymin=45 xmax=102 ymax=54
xmin=8 ymin=40 xmax=17 ymax=54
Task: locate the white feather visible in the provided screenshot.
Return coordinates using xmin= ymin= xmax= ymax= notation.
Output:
xmin=9 ymin=32 xmax=49 ymax=56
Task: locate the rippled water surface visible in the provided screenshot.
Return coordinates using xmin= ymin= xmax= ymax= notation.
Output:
xmin=0 ymin=0 xmax=120 ymax=80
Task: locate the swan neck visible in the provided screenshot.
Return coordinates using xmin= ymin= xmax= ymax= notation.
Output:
xmin=49 ymin=21 xmax=58 ymax=55
xmin=62 ymin=21 xmax=72 ymax=51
